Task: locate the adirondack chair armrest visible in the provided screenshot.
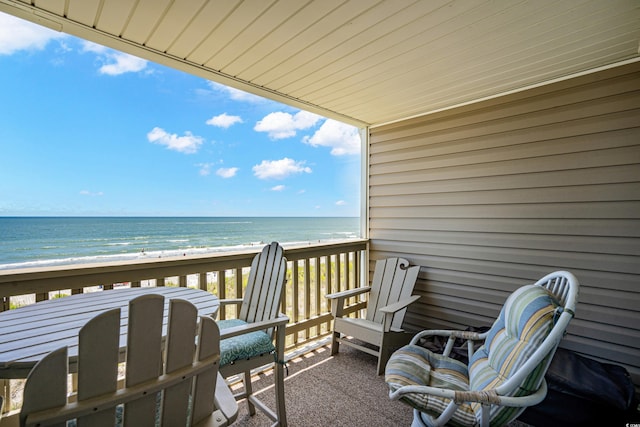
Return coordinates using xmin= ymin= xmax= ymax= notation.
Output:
xmin=326 ymin=286 xmax=372 ymax=317
xmin=379 ymin=295 xmax=420 ymax=332
xmin=217 ymin=299 xmax=243 ymax=320
xmin=219 ymin=314 xmax=289 ymax=340
xmin=326 ymin=286 xmax=372 ymax=301
xmin=219 ymin=298 xmax=243 ymax=307
xmin=379 ymin=295 xmax=420 ymax=314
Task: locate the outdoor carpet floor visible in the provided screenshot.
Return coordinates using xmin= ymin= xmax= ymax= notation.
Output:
xmin=228 ymin=341 xmax=534 ymax=427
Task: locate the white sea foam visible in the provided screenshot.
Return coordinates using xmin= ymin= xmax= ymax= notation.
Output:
xmin=0 ymin=237 xmax=359 ymax=271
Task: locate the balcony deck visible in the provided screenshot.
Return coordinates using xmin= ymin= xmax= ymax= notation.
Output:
xmin=230 ymin=340 xmax=532 ymax=427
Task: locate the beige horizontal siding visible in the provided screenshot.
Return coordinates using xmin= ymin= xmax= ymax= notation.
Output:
xmin=368 ymin=61 xmax=640 ymax=385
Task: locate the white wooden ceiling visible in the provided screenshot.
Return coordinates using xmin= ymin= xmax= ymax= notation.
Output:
xmin=1 ymin=0 xmax=639 ymax=127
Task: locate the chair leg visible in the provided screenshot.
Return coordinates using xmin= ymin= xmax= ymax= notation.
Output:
xmin=243 ymin=370 xmax=256 ymax=416
xmin=274 ymin=360 xmax=287 ymax=427
xmin=377 ymin=346 xmax=391 ymax=376
xmin=377 ymin=333 xmax=393 ymax=375
xmin=331 ymin=331 xmax=340 ymax=355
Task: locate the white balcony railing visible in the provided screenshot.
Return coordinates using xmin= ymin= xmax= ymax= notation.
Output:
xmin=0 ymin=239 xmax=368 ymax=414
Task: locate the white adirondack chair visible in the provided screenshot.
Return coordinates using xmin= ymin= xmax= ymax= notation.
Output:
xmin=385 ymin=271 xmax=579 ymax=427
xmin=218 ymin=242 xmax=289 ymax=427
xmin=20 ymin=294 xmax=238 ymax=427
xmin=326 ymin=257 xmax=421 ymax=375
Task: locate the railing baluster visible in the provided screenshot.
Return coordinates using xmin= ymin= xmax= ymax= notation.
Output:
xmin=218 ymin=270 xmax=226 ymax=319
xmin=345 ymin=252 xmax=351 ymax=291
xmin=198 ymin=272 xmax=207 ymax=291
xmin=314 ymin=256 xmax=321 ymax=336
xmin=326 ymin=254 xmax=333 ymax=294
xmin=292 ymin=261 xmax=299 ymax=346
xmin=336 ymin=253 xmax=342 ymax=293
xmin=1 ymin=380 xmax=10 ymax=415
xmin=324 ymin=255 xmax=332 ymax=332
xmin=281 ymin=262 xmax=289 ymax=318
xmin=304 ymin=259 xmax=311 ymax=340
xmin=235 ymin=267 xmax=243 ymax=300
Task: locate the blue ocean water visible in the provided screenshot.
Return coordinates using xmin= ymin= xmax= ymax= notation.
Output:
xmin=0 ymin=217 xmax=360 ymax=270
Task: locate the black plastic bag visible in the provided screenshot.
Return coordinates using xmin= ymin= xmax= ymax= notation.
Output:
xmin=519 ymin=348 xmax=638 ymax=426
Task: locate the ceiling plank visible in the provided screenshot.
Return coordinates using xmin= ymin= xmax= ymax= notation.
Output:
xmin=144 ymin=0 xmax=207 ymax=52
xmin=189 ymin=0 xmax=276 ymax=65
xmin=66 ymin=0 xmax=101 ymax=27
xmin=121 ymin=0 xmax=173 ymax=44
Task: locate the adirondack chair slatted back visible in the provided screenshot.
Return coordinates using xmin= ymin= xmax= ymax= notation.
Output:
xmin=367 ymin=258 xmax=420 ymax=329
xmin=125 ymin=295 xmax=165 ymax=424
xmin=20 ymin=295 xmax=222 ymax=427
xmin=77 ymin=308 xmax=121 ymax=426
xmin=239 ymin=241 xmax=287 ymax=328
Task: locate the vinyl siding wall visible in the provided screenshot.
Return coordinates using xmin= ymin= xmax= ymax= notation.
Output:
xmin=367 ymin=61 xmax=640 ymax=385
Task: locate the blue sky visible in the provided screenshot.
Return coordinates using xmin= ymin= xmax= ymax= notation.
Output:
xmin=0 ymin=12 xmax=361 ymax=217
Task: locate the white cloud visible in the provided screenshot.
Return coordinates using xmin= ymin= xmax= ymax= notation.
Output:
xmin=206 ymin=113 xmax=243 ymax=128
xmin=0 ymin=13 xmax=67 ymax=55
xmin=216 ymin=167 xmax=239 ymax=178
xmin=271 ymin=185 xmax=285 ymax=192
xmin=303 ymin=119 xmax=361 ymax=155
xmin=147 ymin=127 xmax=204 ymax=154
xmin=197 ymin=163 xmax=213 ymax=176
xmin=82 ymin=41 xmax=148 ymax=75
xmin=81 ymin=41 xmax=108 ymax=54
xmin=79 ymin=190 xmax=104 ymax=196
xmin=335 ymin=200 xmax=347 ymax=206
xmin=254 ymin=111 xmax=322 ymax=140
xmin=253 ymin=158 xmax=312 ymax=180
xmin=207 ymin=81 xmax=266 ymax=103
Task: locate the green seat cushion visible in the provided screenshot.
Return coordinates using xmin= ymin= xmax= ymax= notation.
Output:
xmin=218 ymin=319 xmax=275 ymax=367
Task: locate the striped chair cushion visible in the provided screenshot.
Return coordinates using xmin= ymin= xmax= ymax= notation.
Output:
xmin=218 ymin=319 xmax=275 ymax=367
xmin=468 ymin=285 xmax=560 ymax=425
xmin=385 ymin=344 xmax=477 ymax=427
xmin=385 ymin=285 xmax=560 ymax=427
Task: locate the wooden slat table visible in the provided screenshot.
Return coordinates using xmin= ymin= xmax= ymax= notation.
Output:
xmin=0 ymin=287 xmax=219 ymax=379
